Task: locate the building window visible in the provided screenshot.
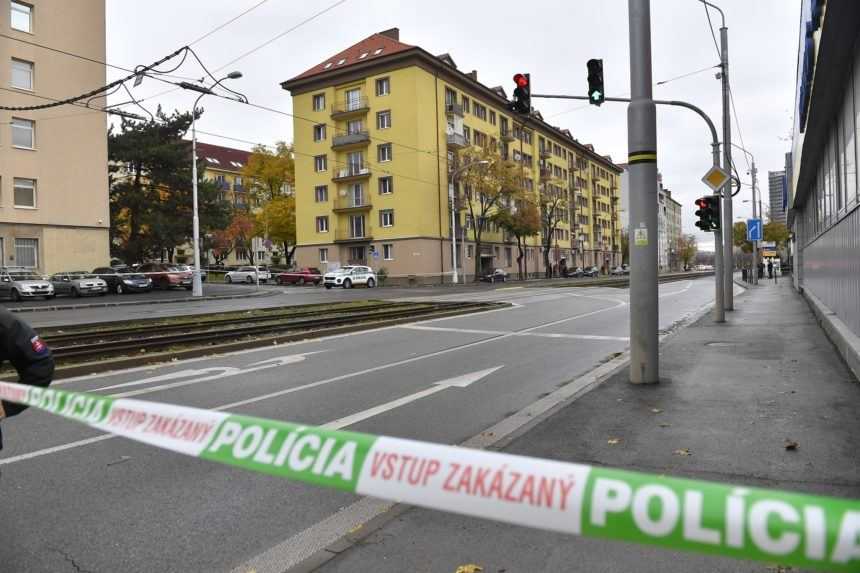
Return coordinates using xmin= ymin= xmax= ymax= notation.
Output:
xmin=11 ymin=117 xmax=34 ymax=148
xmin=461 ymin=96 xmax=470 ymax=114
xmin=10 ymin=2 xmax=31 ymax=33
xmin=314 ymin=185 xmax=328 ymax=202
xmin=377 ymin=144 xmax=392 ymax=162
xmin=489 ymin=110 xmax=496 ymax=125
xmin=313 ymin=124 xmax=326 ymax=141
xmin=375 ymin=77 xmax=390 ymax=96
xmin=380 ymin=209 xmax=394 ymax=227
xmin=376 ymin=110 xmax=391 ymax=130
xmin=466 ymin=245 xmax=474 ymax=258
xmin=473 ymin=103 xmax=487 ymax=121
xmin=11 ymin=58 xmax=33 ymax=90
xmin=312 ymin=93 xmax=326 ymax=111
xmin=378 ymin=176 xmax=393 ymax=195
xmin=319 ymin=248 xmax=328 ymax=263
xmin=314 ymin=155 xmax=327 ymax=172
xmin=445 ymin=87 xmax=457 ymax=105
xmin=14 ymin=238 xmax=37 ymax=268
xmin=316 ymin=216 xmax=329 ymax=233
xmin=463 ymin=125 xmax=471 ymax=145
xmin=383 ymin=243 xmax=394 ymax=260
xmin=13 ymin=177 xmax=35 ymax=207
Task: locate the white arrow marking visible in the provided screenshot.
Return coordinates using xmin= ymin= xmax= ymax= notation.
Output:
xmin=96 ymin=368 xmax=241 ymax=392
xmin=322 ymin=366 xmax=503 ymax=430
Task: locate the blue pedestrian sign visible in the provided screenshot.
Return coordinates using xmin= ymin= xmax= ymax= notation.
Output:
xmin=747 ymin=218 xmax=762 ymax=241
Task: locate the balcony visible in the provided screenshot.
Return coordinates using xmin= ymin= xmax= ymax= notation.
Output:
xmin=332 ymin=164 xmax=372 ymax=182
xmin=333 ymin=194 xmax=372 ymax=212
xmin=540 ymin=166 xmax=553 ymax=179
xmin=445 ymin=102 xmax=464 ymax=116
xmin=331 ymin=96 xmax=370 ymax=119
xmin=335 ymin=226 xmax=373 ymax=243
xmin=331 ymin=130 xmax=370 ymax=150
xmin=540 ymin=148 xmax=551 ymax=159
xmin=447 ymin=132 xmax=467 ymax=148
xmin=500 ymin=128 xmax=515 ymax=143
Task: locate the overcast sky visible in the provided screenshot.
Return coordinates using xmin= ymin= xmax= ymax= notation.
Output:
xmin=106 ymin=0 xmax=801 ymax=250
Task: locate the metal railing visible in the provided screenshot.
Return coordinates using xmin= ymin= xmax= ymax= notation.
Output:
xmin=333 ymin=194 xmax=372 ymax=210
xmin=335 ymin=226 xmax=373 ymax=242
xmin=447 ymin=133 xmax=467 ymax=147
xmin=445 ymin=102 xmax=464 ymax=116
xmin=332 ymin=164 xmax=371 ymax=180
xmin=332 ymin=131 xmax=370 ymax=148
xmin=331 ymin=96 xmax=369 ymax=116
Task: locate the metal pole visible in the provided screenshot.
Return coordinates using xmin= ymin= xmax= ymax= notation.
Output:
xmin=191 ymin=110 xmax=203 ymax=298
xmin=720 ymin=24 xmax=734 ymax=309
xmin=751 ymin=160 xmax=758 ymax=285
xmin=627 ymin=0 xmax=659 ymax=384
xmin=712 ymin=142 xmax=726 ymax=323
xmin=450 ymin=177 xmax=459 ymax=285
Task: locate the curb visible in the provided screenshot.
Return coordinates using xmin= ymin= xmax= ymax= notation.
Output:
xmin=5 ymin=288 xmax=278 ymax=313
xmin=802 ymin=287 xmax=860 ymax=382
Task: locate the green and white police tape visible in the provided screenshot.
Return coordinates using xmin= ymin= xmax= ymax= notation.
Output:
xmin=1 ymin=380 xmax=858 ymax=572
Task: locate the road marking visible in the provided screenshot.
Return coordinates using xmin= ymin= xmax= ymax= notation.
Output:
xmin=401 ymin=325 xmax=628 ymax=341
xmin=322 ymin=366 xmax=503 ymax=429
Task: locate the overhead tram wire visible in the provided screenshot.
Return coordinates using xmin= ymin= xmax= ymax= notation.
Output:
xmin=187 ymin=0 xmax=272 ymax=46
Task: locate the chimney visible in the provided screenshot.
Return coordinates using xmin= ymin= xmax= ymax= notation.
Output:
xmin=378 ymin=28 xmax=399 ymax=41
xmin=467 ymin=70 xmax=478 ymax=81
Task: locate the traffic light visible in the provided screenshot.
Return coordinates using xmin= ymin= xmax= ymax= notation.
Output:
xmin=694 ymin=195 xmax=721 ymax=231
xmin=510 ymin=73 xmax=531 ymax=115
xmin=587 ymin=59 xmax=604 ymax=106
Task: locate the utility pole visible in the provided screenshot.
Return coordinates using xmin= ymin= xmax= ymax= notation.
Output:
xmin=750 ymin=160 xmax=759 ymax=285
xmin=627 ymin=0 xmax=659 ymax=384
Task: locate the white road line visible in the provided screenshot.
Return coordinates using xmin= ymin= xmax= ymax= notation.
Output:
xmin=401 ymin=325 xmax=628 ymax=341
xmin=0 ymin=297 xmax=625 ymax=466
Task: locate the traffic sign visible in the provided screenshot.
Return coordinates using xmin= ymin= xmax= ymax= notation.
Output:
xmin=701 ymin=166 xmax=730 ymax=192
xmin=746 ymin=218 xmax=762 ymax=241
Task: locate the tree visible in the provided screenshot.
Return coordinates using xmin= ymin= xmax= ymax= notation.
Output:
xmin=733 ymin=221 xmax=753 ymax=253
xmin=494 ymin=199 xmax=540 ymax=280
xmin=242 ymin=142 xmax=295 ymax=204
xmin=108 ymin=107 xmax=229 ymax=264
xmin=225 ymin=213 xmax=256 ymax=264
xmin=255 ymin=196 xmax=297 ymax=267
xmin=539 ymin=177 xmax=569 ymax=277
xmin=677 ymin=234 xmax=698 ymax=270
xmin=209 ymin=229 xmax=234 ymax=266
xmin=764 ymin=221 xmax=790 ymax=246
xmin=620 ymin=227 xmax=630 ymax=265
xmin=457 ymin=147 xmax=522 ymax=280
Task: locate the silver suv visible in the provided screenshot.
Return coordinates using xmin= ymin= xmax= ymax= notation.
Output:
xmin=0 ymin=268 xmax=55 ymax=301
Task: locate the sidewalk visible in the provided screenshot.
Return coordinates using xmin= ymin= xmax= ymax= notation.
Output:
xmin=314 ymin=280 xmax=860 ymax=572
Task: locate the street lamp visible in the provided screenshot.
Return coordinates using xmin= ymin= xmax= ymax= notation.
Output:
xmin=732 ymin=143 xmax=759 ymax=285
xmin=449 ymin=160 xmax=490 ymax=284
xmin=183 ymin=71 xmax=245 ymax=297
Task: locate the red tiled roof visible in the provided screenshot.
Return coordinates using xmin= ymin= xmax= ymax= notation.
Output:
xmin=288 ymin=32 xmax=415 ymax=82
xmin=195 ymin=142 xmax=252 ymax=173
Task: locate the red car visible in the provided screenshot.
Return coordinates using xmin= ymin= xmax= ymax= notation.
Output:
xmin=136 ymin=263 xmax=193 ymax=290
xmin=277 ymin=267 xmax=322 ymax=286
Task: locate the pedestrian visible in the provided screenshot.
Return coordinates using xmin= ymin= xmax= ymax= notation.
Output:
xmin=767 ymin=260 xmax=773 ymax=279
xmin=758 ymin=260 xmax=765 ymax=279
xmin=559 ymin=258 xmax=567 ymax=278
xmin=0 ymin=308 xmax=55 ymax=451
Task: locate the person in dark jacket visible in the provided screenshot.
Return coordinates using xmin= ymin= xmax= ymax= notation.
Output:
xmin=0 ymin=308 xmax=55 ymax=451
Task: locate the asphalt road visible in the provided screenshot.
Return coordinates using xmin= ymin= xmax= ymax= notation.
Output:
xmin=0 ymin=278 xmax=723 ymax=572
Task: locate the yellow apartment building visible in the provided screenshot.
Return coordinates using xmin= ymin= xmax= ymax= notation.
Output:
xmin=0 ymin=0 xmax=109 ymax=274
xmin=282 ymin=28 xmax=621 ymax=283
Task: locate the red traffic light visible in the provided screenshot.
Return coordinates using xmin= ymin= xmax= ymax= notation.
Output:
xmin=695 ymin=197 xmax=708 ymax=209
xmin=513 ymin=73 xmax=529 ymax=88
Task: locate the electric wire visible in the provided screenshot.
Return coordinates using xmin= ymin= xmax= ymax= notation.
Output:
xmin=187 ymin=0 xmax=271 ymax=46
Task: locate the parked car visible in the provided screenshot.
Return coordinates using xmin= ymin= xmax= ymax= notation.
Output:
xmin=583 ymin=266 xmax=600 ymax=278
xmin=480 ymin=268 xmax=509 ymax=283
xmin=50 ymin=272 xmax=108 ymax=297
xmin=0 ymin=268 xmax=55 ymax=301
xmin=323 ymin=266 xmax=377 ymax=289
xmin=611 ymin=265 xmax=627 ymax=276
xmin=277 ymin=267 xmax=322 ymax=286
xmin=93 ymin=267 xmax=153 ymax=294
xmin=565 ymin=266 xmax=584 ymax=278
xmin=175 ymin=264 xmax=207 ymax=282
xmin=224 ymin=266 xmax=271 ymax=284
xmin=136 ymin=263 xmax=193 ymax=290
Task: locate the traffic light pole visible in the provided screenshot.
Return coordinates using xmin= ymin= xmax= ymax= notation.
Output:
xmin=626 ymin=0 xmax=659 ymax=384
xmin=532 ymin=96 xmax=726 ymax=326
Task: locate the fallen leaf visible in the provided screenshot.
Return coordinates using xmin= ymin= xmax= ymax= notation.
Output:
xmin=659 ymin=423 xmax=672 ymax=428
xmin=454 ymin=566 xmax=483 ymax=573
xmin=673 ymin=448 xmax=692 ymax=456
xmin=607 ymin=438 xmax=621 ymax=445
xmin=650 ymin=408 xmax=663 ymax=414
xmin=785 ymin=440 xmax=799 ymax=451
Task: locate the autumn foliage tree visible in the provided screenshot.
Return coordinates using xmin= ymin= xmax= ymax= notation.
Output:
xmin=539 ymin=177 xmax=569 ymax=277
xmin=225 ymin=213 xmax=256 ymax=264
xmin=254 ymin=196 xmax=297 ymax=266
xmin=494 ymin=199 xmax=540 ymax=280
xmin=242 ymin=142 xmax=295 ymax=204
xmin=677 ymin=234 xmax=698 ymax=270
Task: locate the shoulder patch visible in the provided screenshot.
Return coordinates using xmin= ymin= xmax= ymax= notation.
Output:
xmin=30 ymin=335 xmax=48 ymax=355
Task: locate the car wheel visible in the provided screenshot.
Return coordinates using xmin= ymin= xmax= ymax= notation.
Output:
xmin=11 ymin=289 xmax=21 ymax=302
xmin=343 ymin=279 xmax=352 ymax=289
xmin=366 ymin=278 xmax=375 ymax=288
xmin=72 ymin=288 xmax=81 ymax=298
xmin=298 ymin=277 xmax=305 ymax=286
xmin=324 ymin=284 xmax=332 ymax=290
xmin=245 ymin=276 xmax=253 ymax=284
xmin=225 ymin=275 xmax=232 ymax=284
xmin=116 ymin=283 xmax=124 ymax=295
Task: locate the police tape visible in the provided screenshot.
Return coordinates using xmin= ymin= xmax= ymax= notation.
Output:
xmin=1 ymin=380 xmax=858 ymax=572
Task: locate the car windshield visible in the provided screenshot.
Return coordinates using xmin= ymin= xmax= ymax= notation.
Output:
xmin=10 ymin=272 xmax=43 ymax=281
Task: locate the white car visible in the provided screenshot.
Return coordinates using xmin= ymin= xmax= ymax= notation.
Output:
xmin=323 ymin=266 xmax=377 ymax=289
xmin=224 ymin=266 xmax=271 ymax=284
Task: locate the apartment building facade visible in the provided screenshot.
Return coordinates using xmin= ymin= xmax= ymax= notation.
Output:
xmin=0 ymin=0 xmax=109 ymax=274
xmin=282 ymin=29 xmax=621 ymax=282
